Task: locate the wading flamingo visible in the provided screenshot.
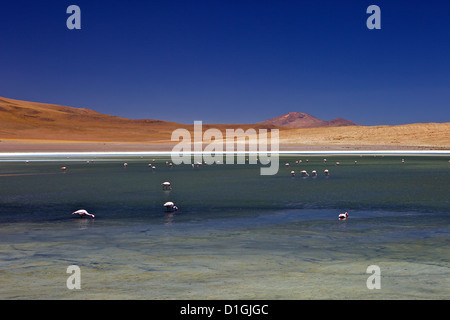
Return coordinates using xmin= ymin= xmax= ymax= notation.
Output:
xmin=164 ymin=202 xmax=178 ymax=212
xmin=161 ymin=181 xmax=172 ymax=190
xmin=338 ymin=212 xmax=348 ymax=220
xmin=72 ymin=209 xmax=95 ymax=219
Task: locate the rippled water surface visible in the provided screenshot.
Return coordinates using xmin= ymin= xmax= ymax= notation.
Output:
xmin=0 ymin=154 xmax=449 ymax=299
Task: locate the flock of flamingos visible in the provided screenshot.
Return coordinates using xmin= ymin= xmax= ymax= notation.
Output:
xmin=66 ymin=156 xmax=356 ymax=221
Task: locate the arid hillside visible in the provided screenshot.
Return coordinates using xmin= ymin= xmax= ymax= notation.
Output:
xmin=278 ymin=123 xmax=450 ymax=149
xmin=0 ymin=96 xmax=187 ymax=142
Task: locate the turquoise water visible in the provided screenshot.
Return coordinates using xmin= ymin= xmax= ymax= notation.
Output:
xmin=0 ymin=154 xmax=449 ymax=299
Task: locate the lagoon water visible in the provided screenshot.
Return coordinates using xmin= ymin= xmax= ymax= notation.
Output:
xmin=0 ymin=154 xmax=449 ymax=299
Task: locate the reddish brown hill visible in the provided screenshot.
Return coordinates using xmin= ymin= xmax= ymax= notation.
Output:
xmin=258 ymin=112 xmax=356 ymax=128
xmin=0 ymin=97 xmax=275 ymax=142
xmin=326 ymin=117 xmax=357 ymax=127
xmin=0 ymin=97 xmax=187 ymax=141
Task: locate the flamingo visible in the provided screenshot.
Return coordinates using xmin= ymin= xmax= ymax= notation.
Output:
xmin=72 ymin=209 xmax=95 ymax=219
xmin=61 ymin=166 xmax=67 ymax=171
xmin=161 ymin=181 xmax=172 ymax=190
xmin=164 ymin=202 xmax=178 ymax=212
xmin=290 ymin=170 xmax=295 ymax=177
xmin=312 ymin=170 xmax=317 ymax=176
xmin=338 ymin=212 xmax=348 ymax=220
xmin=324 ymin=169 xmax=330 ymax=176
xmin=300 ymin=170 xmax=309 ymax=177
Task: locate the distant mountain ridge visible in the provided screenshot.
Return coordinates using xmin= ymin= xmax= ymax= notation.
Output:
xmin=258 ymin=112 xmax=356 ymax=128
xmin=0 ymin=97 xmax=355 ymax=130
xmin=0 ymin=97 xmax=356 ymax=142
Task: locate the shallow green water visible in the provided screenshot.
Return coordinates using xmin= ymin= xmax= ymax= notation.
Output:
xmin=0 ymin=155 xmax=449 ymax=299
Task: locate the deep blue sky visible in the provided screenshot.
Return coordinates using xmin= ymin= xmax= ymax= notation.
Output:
xmin=1 ymin=0 xmax=449 ymax=125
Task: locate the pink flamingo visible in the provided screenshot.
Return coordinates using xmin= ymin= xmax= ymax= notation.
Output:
xmin=72 ymin=209 xmax=95 ymax=219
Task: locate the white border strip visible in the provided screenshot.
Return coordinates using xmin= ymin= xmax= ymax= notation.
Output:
xmin=0 ymin=150 xmax=449 ymax=157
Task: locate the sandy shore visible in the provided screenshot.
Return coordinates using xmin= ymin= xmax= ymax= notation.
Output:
xmin=0 ymin=139 xmax=176 ymax=153
xmin=0 ymin=123 xmax=448 ymax=153
xmin=0 ymin=139 xmax=448 ymax=153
